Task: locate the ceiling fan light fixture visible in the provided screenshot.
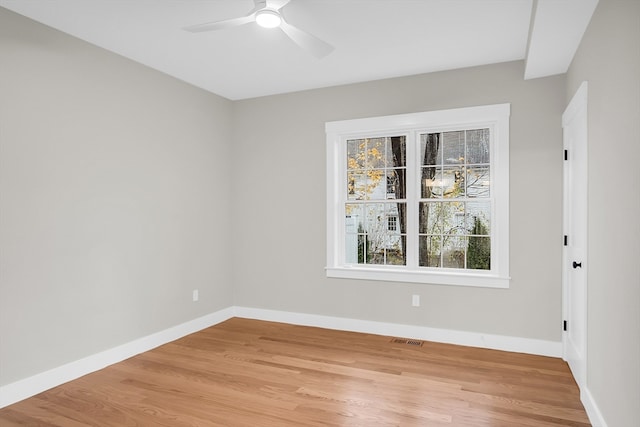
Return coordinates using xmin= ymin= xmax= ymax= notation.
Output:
xmin=255 ymin=9 xmax=282 ymax=28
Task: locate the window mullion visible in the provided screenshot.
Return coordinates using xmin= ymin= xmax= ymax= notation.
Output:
xmin=405 ymin=131 xmax=419 ymax=269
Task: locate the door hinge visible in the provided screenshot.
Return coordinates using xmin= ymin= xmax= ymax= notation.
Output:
xmin=563 ymin=320 xmax=568 ymax=331
xmin=564 ymin=149 xmax=568 ymax=161
xmin=564 ymin=235 xmax=568 ymax=246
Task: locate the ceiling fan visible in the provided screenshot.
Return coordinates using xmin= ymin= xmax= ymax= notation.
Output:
xmin=183 ymin=0 xmax=334 ymax=59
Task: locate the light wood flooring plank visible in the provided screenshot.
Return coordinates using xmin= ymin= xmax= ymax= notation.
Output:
xmin=0 ymin=318 xmax=590 ymax=426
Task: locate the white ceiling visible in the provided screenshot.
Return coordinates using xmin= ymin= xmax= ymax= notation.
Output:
xmin=0 ymin=0 xmax=598 ymax=100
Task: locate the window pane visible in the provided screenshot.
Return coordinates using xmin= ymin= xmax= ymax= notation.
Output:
xmin=466 ymin=201 xmax=491 ymax=235
xmin=363 ymin=203 xmax=385 ymax=264
xmin=385 ymin=171 xmax=396 ymax=199
xmin=466 ymin=128 xmax=490 ymax=164
xmin=421 ymin=167 xmax=441 ymax=198
xmin=386 ymin=169 xmax=405 ymax=200
xmin=443 ymin=236 xmax=467 ymax=268
xmin=442 ymin=167 xmax=465 ymax=198
xmin=347 ymin=171 xmax=366 ymax=200
xmin=366 ymin=138 xmax=386 ymax=169
xmin=440 ymin=201 xmax=465 ymax=235
xmin=419 ymin=201 xmax=443 ymax=234
xmin=466 ymin=165 xmax=490 ymax=198
xmin=387 ymin=136 xmax=406 ymax=168
xmin=347 ymin=139 xmax=369 ymax=200
xmin=345 ymin=204 xmax=365 ymax=264
xmin=442 ymin=131 xmax=465 ymax=165
xmin=386 ymin=205 xmax=397 ymax=232
xmin=347 ymin=139 xmax=365 ymax=170
xmin=387 ymin=202 xmax=405 ymax=232
xmin=365 ymin=169 xmax=386 ymax=200
xmin=345 ymin=232 xmax=363 ymax=264
xmin=357 ymin=233 xmax=370 ymax=264
xmin=420 ymin=133 xmax=442 ymax=166
xmin=419 ymin=236 xmax=441 ymax=267
xmin=385 ymin=234 xmax=406 ymax=265
xmin=345 ymin=203 xmax=365 ymax=230
xmin=365 ymin=203 xmax=385 ymax=230
xmin=467 ymin=236 xmax=491 ymax=270
xmin=450 ymin=207 xmax=468 ymax=236
xmin=386 ymin=202 xmax=406 ymax=265
xmin=369 ymin=250 xmax=385 ymax=264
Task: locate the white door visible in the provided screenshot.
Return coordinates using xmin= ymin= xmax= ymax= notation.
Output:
xmin=562 ymin=82 xmax=588 ymax=390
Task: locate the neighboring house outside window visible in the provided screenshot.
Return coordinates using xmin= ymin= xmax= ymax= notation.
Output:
xmin=326 ymin=104 xmax=510 ymax=288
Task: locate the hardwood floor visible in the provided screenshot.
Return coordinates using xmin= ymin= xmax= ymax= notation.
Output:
xmin=0 ymin=318 xmax=590 ymax=426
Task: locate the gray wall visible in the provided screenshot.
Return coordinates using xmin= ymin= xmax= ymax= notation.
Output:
xmin=0 ymin=9 xmax=234 ymax=385
xmin=566 ymin=1 xmax=640 ymax=425
xmin=232 ymin=61 xmax=567 ymax=341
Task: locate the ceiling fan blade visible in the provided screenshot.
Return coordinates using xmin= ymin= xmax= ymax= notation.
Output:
xmin=266 ymin=0 xmax=292 ymax=11
xmin=279 ymin=19 xmax=334 ymax=58
xmin=183 ymin=2 xmax=265 ymax=33
xmin=183 ymin=15 xmax=255 ymax=33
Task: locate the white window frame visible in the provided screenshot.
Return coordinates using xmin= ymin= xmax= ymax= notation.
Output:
xmin=325 ymin=104 xmax=510 ymax=288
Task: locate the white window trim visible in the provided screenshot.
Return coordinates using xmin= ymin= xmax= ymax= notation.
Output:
xmin=325 ymin=104 xmax=511 ymax=288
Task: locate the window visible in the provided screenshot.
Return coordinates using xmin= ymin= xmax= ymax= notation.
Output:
xmin=326 ymin=104 xmax=510 ymax=288
xmin=387 ymin=216 xmax=398 ymax=231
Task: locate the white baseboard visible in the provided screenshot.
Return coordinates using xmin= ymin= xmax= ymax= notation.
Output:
xmin=0 ymin=305 xmax=564 ymax=410
xmin=233 ymin=306 xmax=563 ymax=358
xmin=581 ymin=386 xmax=608 ymax=427
xmin=0 ymin=307 xmax=235 ymax=409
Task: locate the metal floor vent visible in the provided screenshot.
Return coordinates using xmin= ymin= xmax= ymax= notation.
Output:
xmin=390 ymin=338 xmax=424 ymax=347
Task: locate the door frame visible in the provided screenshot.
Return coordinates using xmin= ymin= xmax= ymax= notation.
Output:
xmin=562 ymin=81 xmax=588 ymax=390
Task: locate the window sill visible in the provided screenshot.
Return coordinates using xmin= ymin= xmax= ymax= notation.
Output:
xmin=325 ymin=266 xmax=510 ymax=288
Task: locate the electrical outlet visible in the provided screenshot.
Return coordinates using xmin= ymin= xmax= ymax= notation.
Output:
xmin=412 ymin=294 xmax=420 ymax=307
xmin=192 ymin=289 xmax=199 ymax=302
